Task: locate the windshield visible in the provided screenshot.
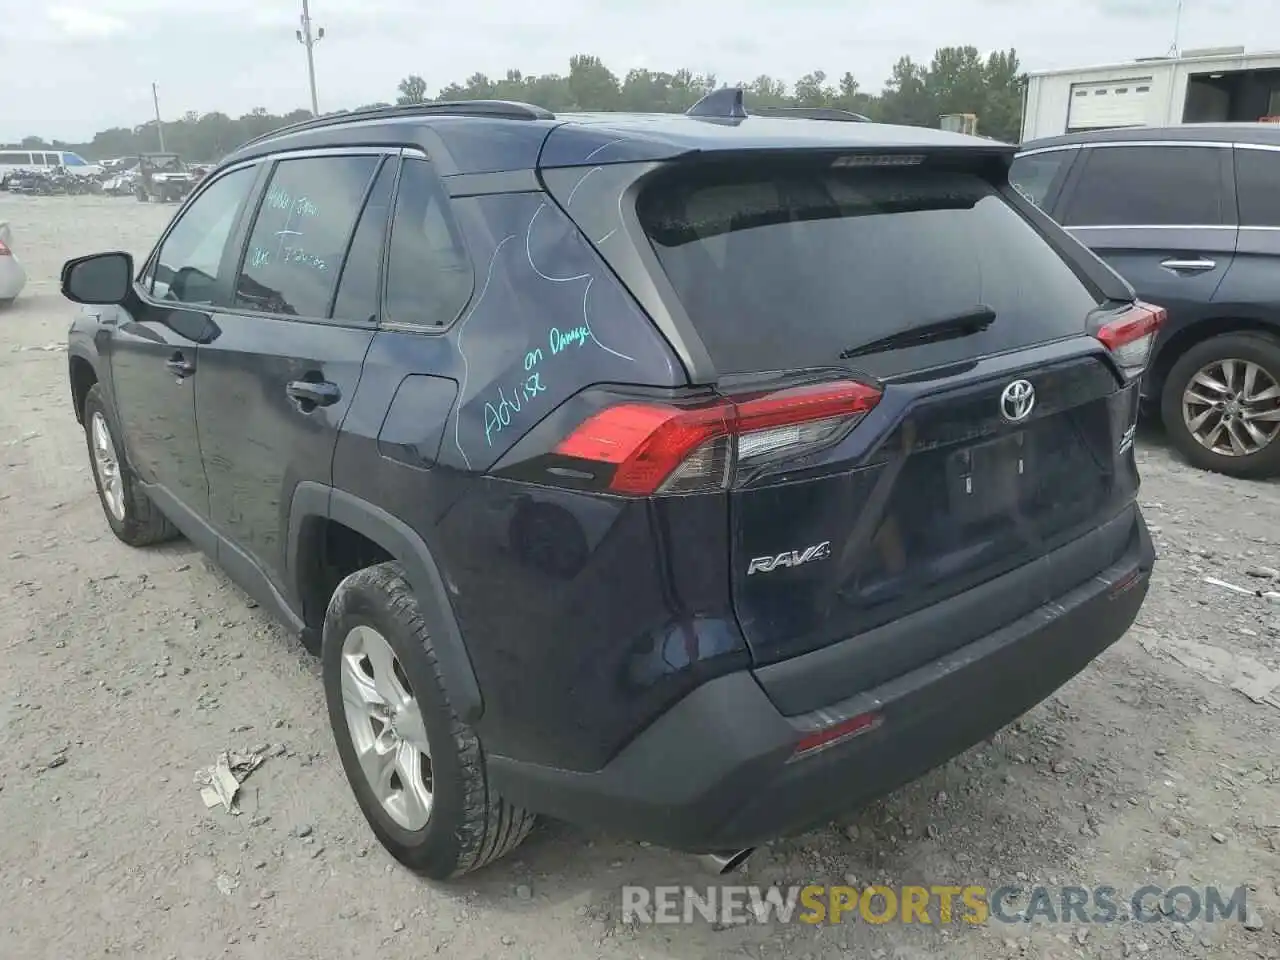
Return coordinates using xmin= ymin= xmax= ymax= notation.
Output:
xmin=637 ymin=162 xmax=1103 ymax=377
xmin=144 ymin=155 xmax=183 ymax=172
xmin=63 ymin=153 xmax=88 ymax=166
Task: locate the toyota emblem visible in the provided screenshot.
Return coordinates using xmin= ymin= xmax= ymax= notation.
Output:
xmin=1000 ymin=379 xmax=1036 ymax=423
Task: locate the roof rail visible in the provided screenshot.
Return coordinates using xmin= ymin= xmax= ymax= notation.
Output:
xmin=239 ymin=100 xmax=556 ymax=148
xmin=750 ymin=105 xmax=870 ymax=123
xmin=686 ymin=88 xmax=870 ymax=123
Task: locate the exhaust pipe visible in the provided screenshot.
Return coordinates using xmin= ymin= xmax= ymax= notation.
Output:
xmin=700 ymin=848 xmax=755 ymax=875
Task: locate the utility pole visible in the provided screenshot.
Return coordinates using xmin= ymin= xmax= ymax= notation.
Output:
xmin=151 ymin=82 xmax=166 ymax=152
xmin=1168 ymin=0 xmax=1185 ymax=57
xmin=296 ymin=0 xmax=325 ymax=116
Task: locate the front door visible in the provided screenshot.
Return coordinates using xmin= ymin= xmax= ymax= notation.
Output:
xmin=1054 ymin=143 xmax=1238 ymax=399
xmin=193 ymin=152 xmax=391 ymax=597
xmin=108 ymin=165 xmax=261 ymax=518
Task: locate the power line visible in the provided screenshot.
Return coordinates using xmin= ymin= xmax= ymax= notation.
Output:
xmin=296 ymin=0 xmax=325 ymax=116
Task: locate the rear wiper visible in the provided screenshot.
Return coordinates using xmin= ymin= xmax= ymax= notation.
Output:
xmin=838 ymin=305 xmax=996 ymax=360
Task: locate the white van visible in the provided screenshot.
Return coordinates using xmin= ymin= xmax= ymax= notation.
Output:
xmin=0 ymin=149 xmax=104 ymax=178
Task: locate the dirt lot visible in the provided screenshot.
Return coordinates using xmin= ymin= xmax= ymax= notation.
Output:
xmin=1 ymin=193 xmax=1278 ymax=960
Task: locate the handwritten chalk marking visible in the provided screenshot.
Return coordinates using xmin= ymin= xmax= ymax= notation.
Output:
xmin=549 ymin=325 xmax=590 ymax=354
xmin=483 ymin=372 xmax=547 ymax=447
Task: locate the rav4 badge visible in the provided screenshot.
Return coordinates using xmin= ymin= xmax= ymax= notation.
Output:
xmin=747 ymin=541 xmax=833 ymax=575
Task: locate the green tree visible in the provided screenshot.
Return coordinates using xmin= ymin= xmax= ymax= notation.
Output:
xmin=793 ymin=70 xmax=835 ymax=107
xmin=567 ymin=55 xmax=620 ymax=110
xmin=396 ymin=75 xmax=428 ymax=105
xmin=10 ymin=48 xmax=1037 ymax=162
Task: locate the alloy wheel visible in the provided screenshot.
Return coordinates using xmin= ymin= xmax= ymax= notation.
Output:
xmin=90 ymin=411 xmax=126 ymax=521
xmin=1181 ymin=357 xmax=1280 ymax=457
xmin=339 ymin=625 xmax=434 ymax=830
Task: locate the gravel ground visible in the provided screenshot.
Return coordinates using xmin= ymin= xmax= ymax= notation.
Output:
xmin=1 ymin=193 xmax=1278 ymax=960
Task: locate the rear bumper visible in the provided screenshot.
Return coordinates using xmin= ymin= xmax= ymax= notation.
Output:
xmin=488 ymin=510 xmax=1155 ymax=852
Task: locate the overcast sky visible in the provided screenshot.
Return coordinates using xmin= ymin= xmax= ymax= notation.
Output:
xmin=0 ymin=0 xmax=1275 ymax=141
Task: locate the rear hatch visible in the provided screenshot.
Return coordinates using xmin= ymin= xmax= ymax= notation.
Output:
xmin=628 ymin=151 xmax=1151 ymax=671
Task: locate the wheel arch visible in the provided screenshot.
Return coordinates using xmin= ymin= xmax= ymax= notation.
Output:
xmin=68 ymin=349 xmax=101 ymax=424
xmin=288 ymin=482 xmax=483 ymax=723
xmin=1148 ymin=316 xmax=1280 ymax=408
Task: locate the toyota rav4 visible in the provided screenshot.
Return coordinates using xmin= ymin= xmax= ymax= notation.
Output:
xmin=60 ymin=91 xmax=1158 ymax=880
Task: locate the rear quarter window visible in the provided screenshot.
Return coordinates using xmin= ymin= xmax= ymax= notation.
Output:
xmin=1235 ymin=146 xmax=1280 ymax=227
xmin=637 ymin=161 xmax=1103 ymax=378
xmin=1009 ymin=149 xmax=1073 ymax=209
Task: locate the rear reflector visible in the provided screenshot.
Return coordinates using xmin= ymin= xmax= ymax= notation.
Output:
xmin=790 ymin=711 xmax=883 ymax=760
xmin=1096 ymin=301 xmax=1165 ymax=378
xmin=554 ymin=379 xmax=882 ymax=496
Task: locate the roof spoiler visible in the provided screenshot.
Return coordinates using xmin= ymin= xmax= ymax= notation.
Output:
xmin=686 ymin=87 xmax=870 ymax=123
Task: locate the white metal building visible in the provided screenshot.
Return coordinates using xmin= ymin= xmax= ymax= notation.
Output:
xmin=1020 ymin=46 xmax=1280 ymax=142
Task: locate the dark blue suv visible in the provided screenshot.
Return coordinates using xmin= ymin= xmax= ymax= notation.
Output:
xmin=60 ymin=91 xmax=1157 ymax=879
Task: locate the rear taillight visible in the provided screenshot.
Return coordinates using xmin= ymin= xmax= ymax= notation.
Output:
xmin=552 ymin=379 xmax=882 ymax=496
xmin=0 ymin=240 xmax=11 ymax=257
xmin=1096 ymin=301 xmax=1165 ymax=378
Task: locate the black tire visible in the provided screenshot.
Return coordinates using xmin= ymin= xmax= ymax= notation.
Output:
xmin=1159 ymin=331 xmax=1280 ymax=479
xmin=135 ymin=189 xmax=148 ymax=203
xmin=322 ymin=562 xmax=535 ymax=879
xmin=82 ymin=383 xmax=180 ymax=546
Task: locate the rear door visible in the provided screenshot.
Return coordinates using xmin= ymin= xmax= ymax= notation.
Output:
xmin=1055 ymin=142 xmax=1237 ymax=393
xmin=194 ymin=151 xmax=390 ymax=597
xmin=633 ymin=154 xmax=1139 ymax=668
xmin=1221 ymin=144 xmax=1280 ymax=313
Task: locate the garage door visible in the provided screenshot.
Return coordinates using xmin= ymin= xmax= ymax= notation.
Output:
xmin=1067 ymin=78 xmax=1153 ymax=131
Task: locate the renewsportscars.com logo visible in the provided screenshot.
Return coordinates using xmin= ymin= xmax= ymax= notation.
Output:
xmin=622 ymin=884 xmax=1250 ymax=926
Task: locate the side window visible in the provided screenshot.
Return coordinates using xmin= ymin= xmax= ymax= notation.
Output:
xmin=1009 ymin=150 xmax=1071 ymax=209
xmin=332 ymin=159 xmax=395 ymax=323
xmin=1235 ymin=148 xmax=1280 ymax=228
xmin=150 ymin=166 xmax=257 ymax=304
xmin=234 ymin=155 xmax=379 ymax=318
xmin=384 ymin=158 xmax=474 ymax=328
xmin=1061 ymin=145 xmax=1228 ymax=227
xmin=43 ymin=153 xmax=58 ymax=166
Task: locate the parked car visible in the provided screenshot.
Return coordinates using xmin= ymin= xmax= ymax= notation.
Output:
xmin=102 ymin=170 xmax=139 ymax=195
xmin=60 ymin=93 xmax=1157 ymax=880
xmin=1011 ymin=124 xmax=1280 ymax=478
xmin=0 ymin=221 xmax=27 ymax=306
xmin=135 ymin=153 xmax=197 ymax=202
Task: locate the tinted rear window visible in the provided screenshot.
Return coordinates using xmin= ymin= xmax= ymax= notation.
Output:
xmin=637 ymin=163 xmax=1102 ymax=377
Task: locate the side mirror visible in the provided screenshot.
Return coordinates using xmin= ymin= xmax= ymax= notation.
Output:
xmin=61 ymin=251 xmax=134 ymax=305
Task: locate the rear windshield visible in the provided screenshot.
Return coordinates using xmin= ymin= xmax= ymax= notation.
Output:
xmin=637 ymin=162 xmax=1103 ymax=377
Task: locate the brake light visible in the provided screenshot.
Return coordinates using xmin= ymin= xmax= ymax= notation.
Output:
xmin=0 ymin=239 xmax=10 ymax=257
xmin=553 ymin=379 xmax=882 ymax=496
xmin=1096 ymin=301 xmax=1165 ymax=378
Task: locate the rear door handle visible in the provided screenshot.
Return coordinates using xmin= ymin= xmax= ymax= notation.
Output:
xmin=165 ymin=355 xmax=195 ymax=378
xmin=286 ymin=379 xmax=341 ymax=408
xmin=1160 ymin=257 xmax=1216 ymax=272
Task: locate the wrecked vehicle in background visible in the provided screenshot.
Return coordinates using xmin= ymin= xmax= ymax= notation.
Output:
xmin=135 ymin=153 xmax=197 ymax=203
